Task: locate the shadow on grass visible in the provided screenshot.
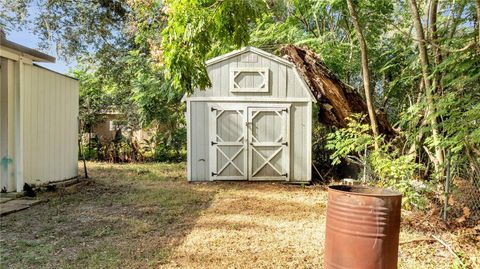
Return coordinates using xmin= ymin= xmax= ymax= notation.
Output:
xmin=0 ymin=162 xmax=217 ymax=269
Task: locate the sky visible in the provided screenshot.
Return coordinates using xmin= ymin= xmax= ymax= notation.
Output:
xmin=3 ymin=1 xmax=79 ymax=75
xmin=2 ymin=1 xmax=75 ymax=75
xmin=5 ymin=28 xmax=76 ymax=75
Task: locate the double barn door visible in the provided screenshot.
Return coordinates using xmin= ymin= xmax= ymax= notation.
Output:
xmin=209 ymin=103 xmax=290 ymax=181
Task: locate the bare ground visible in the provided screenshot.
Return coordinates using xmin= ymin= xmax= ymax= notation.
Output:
xmin=0 ymin=162 xmax=478 ymax=268
xmin=162 ymin=184 xmax=327 ymax=269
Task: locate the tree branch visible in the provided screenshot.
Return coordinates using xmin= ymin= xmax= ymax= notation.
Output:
xmin=379 ymin=13 xmax=478 ymax=53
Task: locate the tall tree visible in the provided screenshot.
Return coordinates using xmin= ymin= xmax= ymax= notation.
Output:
xmin=477 ymin=0 xmax=480 ymax=40
xmin=6 ymin=0 xmax=479 ymax=187
xmin=346 ymin=0 xmax=380 ymax=148
xmin=407 ymin=0 xmax=444 ymax=177
xmin=158 ymin=0 xmax=267 ymax=93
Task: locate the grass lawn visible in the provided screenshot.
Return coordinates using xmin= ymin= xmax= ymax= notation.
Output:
xmin=0 ymin=162 xmax=478 ymax=268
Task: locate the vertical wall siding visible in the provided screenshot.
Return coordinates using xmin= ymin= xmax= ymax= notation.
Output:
xmin=188 ymin=49 xmax=312 ymax=182
xmin=22 ymin=64 xmax=79 ymax=185
xmin=0 ymin=59 xmax=6 ymax=190
xmin=290 ymin=103 xmax=308 ymax=181
xmin=190 ymin=101 xmax=209 ymax=180
xmin=0 ymin=58 xmax=17 ymax=191
xmin=191 ymin=51 xmax=310 ymax=100
xmin=190 ymin=101 xmax=310 ymax=182
xmin=7 ymin=59 xmax=16 ymax=191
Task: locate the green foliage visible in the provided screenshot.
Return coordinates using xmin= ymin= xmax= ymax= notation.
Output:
xmin=369 ymin=150 xmax=428 ymax=210
xmin=74 ymin=68 xmax=113 ymax=131
xmin=161 ymin=0 xmax=267 ymax=93
xmin=147 ymin=128 xmax=187 ymax=163
xmin=326 ymin=114 xmax=427 ymax=209
xmin=5 ymin=0 xmax=479 ymax=214
xmin=74 ymin=41 xmax=186 ymax=163
xmin=250 ymin=0 xmax=358 ymax=78
xmin=1 ymin=0 xmax=129 ymax=59
xmin=326 ymin=114 xmax=373 ymax=165
xmin=0 ymin=0 xmax=30 ymax=31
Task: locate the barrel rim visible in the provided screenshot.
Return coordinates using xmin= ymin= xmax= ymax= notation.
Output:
xmin=328 ymin=185 xmax=402 ymax=197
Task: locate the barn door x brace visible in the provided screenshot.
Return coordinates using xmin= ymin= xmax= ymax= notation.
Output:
xmin=208 ymin=103 xmax=290 ymax=181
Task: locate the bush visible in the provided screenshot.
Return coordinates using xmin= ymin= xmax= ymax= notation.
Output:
xmin=141 ymin=127 xmax=187 ymax=163
xmin=326 ymin=114 xmax=428 ymax=209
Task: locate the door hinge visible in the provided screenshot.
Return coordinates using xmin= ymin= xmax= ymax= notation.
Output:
xmin=282 ymin=173 xmax=288 ymax=177
xmin=282 ymin=142 xmax=288 ymax=146
xmin=282 ymin=108 xmax=288 ymax=113
xmin=211 ymin=172 xmax=218 ymax=176
xmin=211 ymin=141 xmax=218 ymax=146
xmin=211 ymin=107 xmax=217 ymax=112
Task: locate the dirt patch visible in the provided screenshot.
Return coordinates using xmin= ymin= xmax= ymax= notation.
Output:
xmin=161 ymin=184 xmax=326 ymax=269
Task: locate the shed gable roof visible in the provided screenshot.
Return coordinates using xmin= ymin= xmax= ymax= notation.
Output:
xmin=206 ymin=46 xmax=295 ymax=68
xmin=184 ymin=46 xmax=316 ymax=103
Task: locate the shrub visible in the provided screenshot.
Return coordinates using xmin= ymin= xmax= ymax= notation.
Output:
xmin=326 ymin=114 xmax=428 ymax=209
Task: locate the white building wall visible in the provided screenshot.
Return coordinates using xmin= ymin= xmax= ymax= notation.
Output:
xmin=190 ymin=51 xmax=311 ymax=100
xmin=188 ymin=101 xmax=311 ymax=182
xmin=22 ymin=64 xmax=79 ymax=185
xmin=187 ymin=48 xmax=314 ymax=183
xmin=189 ymin=101 xmax=209 ymax=181
xmin=0 ymin=59 xmax=79 ymax=192
xmin=0 ymin=58 xmax=17 ymax=191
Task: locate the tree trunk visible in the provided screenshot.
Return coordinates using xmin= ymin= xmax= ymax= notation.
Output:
xmin=281 ymin=45 xmax=395 ymax=137
xmin=476 ymin=0 xmax=480 ymax=41
xmin=407 ymin=0 xmax=445 ymax=177
xmin=447 ymin=1 xmax=466 ymax=40
xmin=429 ymin=0 xmax=442 ymax=66
xmin=429 ymin=0 xmax=444 ymax=95
xmin=346 ymin=0 xmax=380 ymax=148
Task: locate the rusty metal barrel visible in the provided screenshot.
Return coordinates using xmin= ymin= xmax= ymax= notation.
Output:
xmin=324 ymin=185 xmax=402 ymax=269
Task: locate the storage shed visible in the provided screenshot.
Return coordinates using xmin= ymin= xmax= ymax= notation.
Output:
xmin=185 ymin=46 xmax=316 ymax=183
xmin=0 ymin=34 xmax=79 ymax=192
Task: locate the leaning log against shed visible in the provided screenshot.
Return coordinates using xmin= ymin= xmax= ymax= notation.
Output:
xmin=281 ymin=45 xmax=395 ymax=137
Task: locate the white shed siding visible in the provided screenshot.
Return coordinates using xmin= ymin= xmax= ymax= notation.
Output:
xmin=22 ymin=64 xmax=79 ymax=185
xmin=0 ymin=58 xmax=17 ymax=191
xmin=187 ymin=47 xmax=314 ymax=183
xmin=189 ymin=101 xmax=209 ymax=181
xmin=190 ymin=51 xmax=311 ymax=100
xmin=1 ymin=38 xmax=79 ymax=192
xmin=290 ymin=103 xmax=309 ymax=180
xmin=189 ymin=101 xmax=311 ymax=182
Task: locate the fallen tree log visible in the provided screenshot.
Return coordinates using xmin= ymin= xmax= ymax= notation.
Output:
xmin=281 ymin=44 xmax=395 ymax=137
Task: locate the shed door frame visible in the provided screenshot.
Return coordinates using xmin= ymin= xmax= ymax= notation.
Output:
xmin=208 ymin=103 xmax=290 ymax=181
xmin=208 ymin=103 xmax=248 ymax=180
xmin=247 ymin=105 xmax=290 ymax=181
